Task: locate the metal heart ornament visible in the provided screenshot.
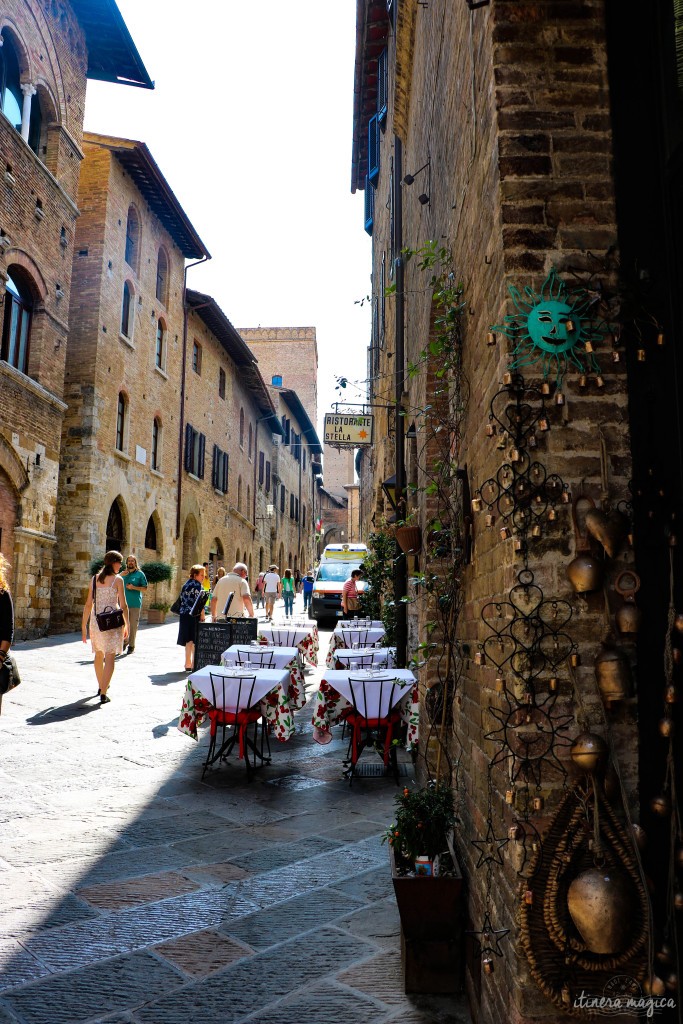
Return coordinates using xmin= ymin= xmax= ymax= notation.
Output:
xmin=584 ymin=508 xmax=628 ymax=559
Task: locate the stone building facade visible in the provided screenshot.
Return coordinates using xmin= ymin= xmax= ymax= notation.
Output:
xmin=239 ymin=327 xmax=318 ymax=429
xmin=0 ymin=0 xmax=151 ymax=637
xmin=353 ymin=1 xmax=681 ymax=1020
xmin=182 ymin=291 xmax=283 ymax=583
xmin=52 ymin=134 xmax=209 ymax=629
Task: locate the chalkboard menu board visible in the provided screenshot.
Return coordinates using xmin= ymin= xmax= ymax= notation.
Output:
xmin=193 ymin=619 xmax=259 ymax=671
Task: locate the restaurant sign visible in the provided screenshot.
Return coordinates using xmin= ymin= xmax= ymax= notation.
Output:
xmin=324 ymin=413 xmax=374 ymax=446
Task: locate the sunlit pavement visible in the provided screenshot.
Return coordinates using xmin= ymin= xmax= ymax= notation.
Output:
xmin=0 ymin=596 xmax=470 ymax=1024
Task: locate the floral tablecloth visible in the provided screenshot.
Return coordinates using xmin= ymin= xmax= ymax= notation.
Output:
xmin=311 ymin=668 xmax=419 ymax=750
xmin=178 ymin=665 xmax=296 ymax=743
xmin=258 ymin=623 xmax=319 ymax=667
xmin=326 ymin=626 xmax=387 ymax=667
xmin=222 ymin=644 xmax=305 ymax=710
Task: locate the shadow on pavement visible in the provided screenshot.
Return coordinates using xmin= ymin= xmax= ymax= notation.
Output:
xmin=149 ymin=671 xmax=190 ymax=686
xmin=26 ymin=696 xmax=100 ymax=724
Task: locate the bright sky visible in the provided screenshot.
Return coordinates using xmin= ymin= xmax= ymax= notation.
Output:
xmin=84 ymin=0 xmax=371 ymax=436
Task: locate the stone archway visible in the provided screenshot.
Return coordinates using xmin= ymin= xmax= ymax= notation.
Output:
xmin=106 ymin=497 xmax=126 ymax=553
xmin=182 ymin=514 xmax=199 ymax=571
xmin=0 ymin=468 xmax=18 ymax=567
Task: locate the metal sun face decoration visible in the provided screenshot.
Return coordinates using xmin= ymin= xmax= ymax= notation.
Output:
xmin=491 ymin=269 xmax=605 ymax=386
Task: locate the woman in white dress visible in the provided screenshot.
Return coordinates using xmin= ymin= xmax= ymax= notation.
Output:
xmin=81 ymin=550 xmax=129 ymax=704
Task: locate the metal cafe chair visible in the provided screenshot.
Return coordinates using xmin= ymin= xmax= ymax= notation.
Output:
xmin=269 ymin=627 xmax=298 ymax=648
xmin=335 ymin=651 xmax=378 ymax=671
xmin=343 ymin=675 xmax=405 ymax=786
xmin=202 ymin=672 xmax=269 ymax=779
xmin=236 ymin=649 xmax=275 ymax=668
xmin=340 ymin=629 xmax=369 ymax=648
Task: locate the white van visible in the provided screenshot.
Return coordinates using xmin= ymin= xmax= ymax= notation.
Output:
xmin=311 ymin=543 xmax=369 ymax=623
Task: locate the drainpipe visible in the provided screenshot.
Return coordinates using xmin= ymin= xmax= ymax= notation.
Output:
xmin=176 ymin=256 xmax=210 ymax=541
xmin=394 ymin=137 xmax=407 ymax=669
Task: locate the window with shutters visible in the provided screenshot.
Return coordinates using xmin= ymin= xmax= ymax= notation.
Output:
xmin=219 ymin=368 xmax=226 ymax=399
xmin=295 ymin=498 xmax=299 ymax=522
xmin=258 ymin=451 xmax=264 ymax=486
xmin=125 ymin=206 xmax=140 ymax=272
xmin=155 ymin=319 xmax=166 ymax=370
xmin=368 ymin=114 xmax=380 ymax=186
xmin=212 ymin=444 xmax=228 ymax=493
xmin=380 ymin=252 xmax=386 ymax=347
xmin=155 ymin=248 xmax=169 ymax=305
xmin=265 ymin=460 xmax=271 ymax=493
xmin=377 ymin=48 xmax=388 ymax=124
xmin=121 ymin=281 xmax=134 ymax=338
xmin=280 ymin=483 xmax=286 ymax=513
xmin=192 ymin=340 xmax=202 ymax=375
xmin=184 ymin=423 xmax=205 ymax=478
xmin=116 ymin=393 xmax=128 ymax=453
xmin=239 ymin=408 xmax=245 ymax=448
xmin=364 ymin=177 xmax=375 ymax=235
xmin=237 ymin=476 xmax=243 ymax=513
xmin=248 ymin=423 xmax=253 ymax=461
xmin=2 ymin=270 xmax=32 ymax=374
xmin=290 ymin=493 xmax=295 ymax=519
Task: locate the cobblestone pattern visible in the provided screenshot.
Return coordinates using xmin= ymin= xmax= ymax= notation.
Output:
xmin=0 ymin=616 xmax=470 ymax=1023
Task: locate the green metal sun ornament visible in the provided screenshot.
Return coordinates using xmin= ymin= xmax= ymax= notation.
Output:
xmin=491 ymin=269 xmax=606 ymax=387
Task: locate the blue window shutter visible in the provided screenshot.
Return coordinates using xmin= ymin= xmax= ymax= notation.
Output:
xmin=212 ymin=444 xmax=218 ymax=488
xmin=222 ymin=452 xmax=229 ymax=493
xmin=368 ymin=114 xmax=380 ymax=186
xmin=364 ymin=177 xmax=375 ymax=234
xmin=184 ymin=423 xmax=193 ymax=472
xmin=198 ymin=433 xmax=205 ymax=479
xmin=377 ymin=48 xmax=388 ymax=124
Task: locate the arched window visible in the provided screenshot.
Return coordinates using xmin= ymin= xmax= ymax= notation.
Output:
xmin=151 ymin=417 xmax=161 ymax=471
xmin=0 ymin=33 xmax=22 ymax=131
xmin=182 ymin=515 xmax=198 ymax=570
xmin=116 ymin=393 xmax=127 ymax=452
xmin=124 ymin=206 xmax=140 ymax=271
xmin=239 ymin=408 xmax=245 ymax=448
xmin=145 ymin=514 xmax=158 ymax=551
xmin=121 ymin=281 xmax=133 ymax=338
xmin=155 ymin=319 xmax=165 ymax=369
xmin=155 ymin=248 xmax=169 ymax=305
xmin=248 ymin=423 xmax=253 ymax=461
xmin=2 ymin=270 xmax=32 ymax=374
xmin=106 ymin=499 xmax=125 ymax=551
xmin=237 ymin=476 xmax=242 ymax=513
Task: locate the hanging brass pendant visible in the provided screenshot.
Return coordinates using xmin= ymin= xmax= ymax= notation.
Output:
xmin=594 ymin=643 xmax=631 ymax=704
xmin=567 ymin=868 xmax=635 ymax=954
xmin=570 ymin=732 xmax=608 ymax=773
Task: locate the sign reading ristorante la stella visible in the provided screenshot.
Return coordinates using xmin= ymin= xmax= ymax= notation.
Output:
xmin=324 ymin=413 xmax=374 ymax=446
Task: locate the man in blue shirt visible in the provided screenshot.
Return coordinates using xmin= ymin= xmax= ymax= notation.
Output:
xmin=302 ymin=570 xmax=314 ymax=613
xmin=121 ymin=555 xmax=147 ymax=653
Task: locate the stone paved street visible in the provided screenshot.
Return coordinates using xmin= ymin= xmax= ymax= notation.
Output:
xmin=0 ymin=605 xmax=470 ymax=1024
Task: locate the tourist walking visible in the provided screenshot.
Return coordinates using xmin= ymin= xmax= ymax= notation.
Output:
xmin=281 ymin=569 xmax=295 ymax=618
xmin=302 ymin=570 xmax=314 ymax=613
xmin=341 ymin=568 xmax=363 ymax=619
xmin=0 ymin=553 xmax=14 ymax=716
xmin=253 ymin=571 xmax=265 ymax=609
xmin=81 ymin=550 xmax=129 ymax=704
xmin=262 ymin=564 xmax=281 ymax=620
xmin=177 ymin=565 xmax=207 ymax=671
xmin=210 ymin=563 xmax=254 ymax=619
xmin=120 ymin=555 xmax=147 ymax=653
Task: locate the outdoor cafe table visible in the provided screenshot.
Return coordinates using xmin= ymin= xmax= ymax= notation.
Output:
xmin=326 ymin=622 xmax=387 ymax=666
xmin=258 ymin=621 xmax=319 ymax=667
xmin=332 ymin=647 xmax=396 ymax=671
xmin=312 ymin=667 xmax=419 ymax=749
xmin=178 ymin=664 xmax=296 ymax=744
xmin=222 ymin=643 xmax=305 ymax=710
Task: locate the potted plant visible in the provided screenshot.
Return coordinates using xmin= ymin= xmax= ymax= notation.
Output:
xmin=384 ymin=784 xmax=463 ymax=994
xmin=141 ymin=561 xmax=175 ymax=624
xmin=395 ymin=511 xmax=422 ymax=555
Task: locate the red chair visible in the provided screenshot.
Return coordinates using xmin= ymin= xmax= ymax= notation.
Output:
xmin=202 ymin=672 xmax=269 ymax=779
xmin=343 ymin=676 xmax=404 ymax=786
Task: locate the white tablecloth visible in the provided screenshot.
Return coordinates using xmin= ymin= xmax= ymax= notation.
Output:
xmin=260 ymin=625 xmax=312 ymax=647
xmin=222 ymin=644 xmax=299 ymax=671
xmin=188 ymin=665 xmax=290 ymax=710
xmin=322 ymin=669 xmax=414 ymax=717
xmin=333 ymin=647 xmax=396 ymax=670
xmin=333 ymin=624 xmax=386 ymax=645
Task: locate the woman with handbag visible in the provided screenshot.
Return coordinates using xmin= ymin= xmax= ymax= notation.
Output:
xmin=176 ymin=564 xmax=206 ymax=671
xmin=341 ymin=569 xmax=363 ymax=619
xmin=81 ymin=550 xmax=129 ymax=704
xmin=0 ymin=553 xmax=15 ymax=715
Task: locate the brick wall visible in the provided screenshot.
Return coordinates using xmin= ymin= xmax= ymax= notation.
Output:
xmin=360 ymin=1 xmax=638 ymax=1019
xmin=239 ymin=327 xmax=318 ymax=428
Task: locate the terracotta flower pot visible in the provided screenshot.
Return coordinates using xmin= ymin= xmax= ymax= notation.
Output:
xmin=395 ymin=526 xmax=422 ymax=554
xmin=147 ymin=609 xmax=167 ymax=624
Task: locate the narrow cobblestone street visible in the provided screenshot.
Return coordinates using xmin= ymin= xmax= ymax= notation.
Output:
xmin=0 ymin=607 xmax=470 ymax=1024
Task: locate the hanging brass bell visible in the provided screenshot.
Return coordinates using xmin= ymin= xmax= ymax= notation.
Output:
xmin=528 ymin=433 xmax=537 ymax=448
xmin=524 ymin=889 xmax=533 ymax=905
xmin=594 ymin=643 xmax=631 ymax=704
xmin=549 ymin=677 xmax=558 ymax=692
xmin=567 ymin=868 xmax=634 ymax=954
xmin=471 ymin=497 xmax=483 ymax=513
xmin=508 ymin=824 xmax=522 ymax=841
xmin=485 ymin=422 xmax=495 ymax=437
xmin=532 ymin=795 xmax=544 ymax=812
xmin=570 ymin=732 xmax=608 ymax=773
xmin=673 ymin=612 xmax=683 ymax=633
xmin=485 ymin=513 xmax=495 ymax=528
xmin=474 ymin=650 xmax=485 ymax=666
xmin=657 ymin=331 xmax=665 ymax=346
xmin=511 ymin=447 xmax=520 ymax=462
xmin=539 ymin=415 xmax=550 ymax=431
xmin=495 ymin=676 xmax=505 ymax=692
xmin=500 ymin=526 xmax=510 ymax=540
xmin=514 ymin=537 xmax=524 ymax=552
xmin=567 ymin=551 xmax=603 ymax=592
xmin=565 ymin=320 xmax=575 ymax=333
xmin=570 ymin=650 xmax=581 ymax=667
xmin=482 ymin=957 xmax=494 ymax=975
xmin=532 ymin=523 xmax=542 ymax=538
xmin=486 ymin=331 xmax=496 ymax=346
xmin=612 ymin=350 xmax=621 ymax=364
xmin=555 ymin=390 xmax=565 ymax=406
xmin=596 ymin=375 xmax=605 ymax=388
xmin=615 ymin=570 xmax=642 ymax=635
xmin=664 ymin=684 xmax=678 ymax=704
xmin=659 ymin=716 xmax=675 ymax=738
xmin=583 ymin=339 xmax=593 ymax=352
xmin=541 ymin=381 xmax=551 ymax=396
xmin=675 ymin=891 xmax=683 ymax=912
xmin=650 ymin=794 xmax=671 ymax=816
xmin=578 ymin=374 xmax=587 ymax=388
xmin=637 ymin=348 xmax=646 ymax=362
xmin=505 ymin=788 xmax=514 ymax=805
xmin=561 ymin=488 xmax=571 ymax=504
xmin=503 ymin=371 xmax=513 ymax=386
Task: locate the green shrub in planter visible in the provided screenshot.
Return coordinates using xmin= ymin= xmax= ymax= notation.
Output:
xmin=140 ymin=561 xmax=175 ymax=607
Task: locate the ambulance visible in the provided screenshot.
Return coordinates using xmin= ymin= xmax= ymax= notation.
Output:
xmin=310 ymin=543 xmax=369 ymax=624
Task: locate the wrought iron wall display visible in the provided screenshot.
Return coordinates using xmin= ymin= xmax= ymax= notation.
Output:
xmin=489 ymin=268 xmax=609 ymax=388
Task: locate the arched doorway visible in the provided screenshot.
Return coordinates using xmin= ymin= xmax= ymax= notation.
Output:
xmin=182 ymin=515 xmax=198 ymax=570
xmin=0 ymin=469 xmax=17 ymax=567
xmin=144 ymin=512 xmax=162 ymax=555
xmin=106 ymin=498 xmax=125 ymax=552
xmin=208 ymin=537 xmax=224 ymax=579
